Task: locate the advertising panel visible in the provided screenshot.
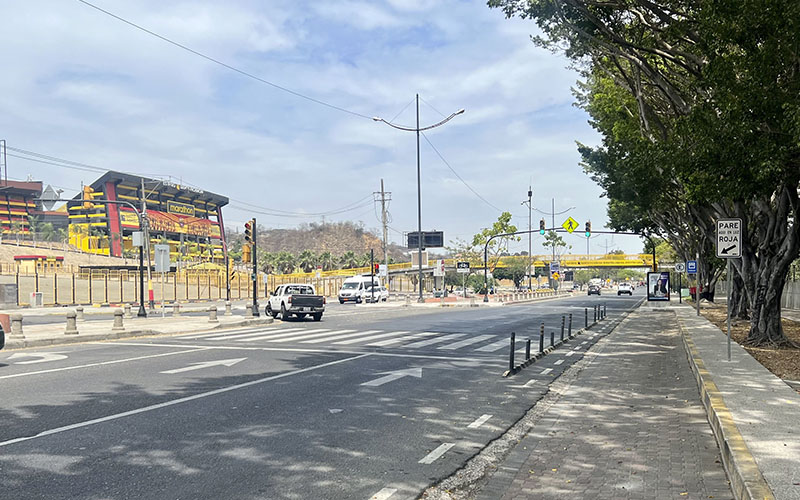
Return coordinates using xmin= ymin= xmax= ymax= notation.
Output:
xmin=166 ymin=200 xmax=196 ymax=217
xmin=119 ymin=208 xmax=221 ymax=238
xmin=647 ymin=271 xmax=671 ymax=301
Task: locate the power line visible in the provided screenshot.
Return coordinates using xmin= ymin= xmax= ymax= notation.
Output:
xmin=420 ymin=132 xmax=504 ymax=213
xmin=74 ymin=0 xmax=373 ymax=120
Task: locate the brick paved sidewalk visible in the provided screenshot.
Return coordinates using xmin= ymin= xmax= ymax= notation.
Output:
xmin=478 ymin=310 xmax=733 ymax=499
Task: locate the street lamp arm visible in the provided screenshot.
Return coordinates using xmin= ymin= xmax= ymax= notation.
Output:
xmin=372 ymin=109 xmax=464 ymax=132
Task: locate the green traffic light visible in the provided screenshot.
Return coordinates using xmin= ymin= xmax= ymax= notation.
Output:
xmin=585 ymin=231 xmax=590 ymax=237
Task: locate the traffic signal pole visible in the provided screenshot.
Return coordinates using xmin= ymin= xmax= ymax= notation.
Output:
xmin=251 ymin=218 xmax=259 ymax=317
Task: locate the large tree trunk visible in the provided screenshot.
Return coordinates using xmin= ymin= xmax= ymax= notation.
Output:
xmin=729 ymin=267 xmax=749 ymax=320
xmin=733 ymin=188 xmax=800 ymax=347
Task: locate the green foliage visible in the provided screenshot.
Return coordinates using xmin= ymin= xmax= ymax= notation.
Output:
xmin=471 ymin=212 xmax=519 ymax=271
xmin=493 ymin=259 xmax=529 ymax=287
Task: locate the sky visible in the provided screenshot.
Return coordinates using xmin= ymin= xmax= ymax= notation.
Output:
xmin=0 ymin=0 xmax=646 ymax=256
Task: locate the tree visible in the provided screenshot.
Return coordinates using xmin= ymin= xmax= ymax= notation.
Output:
xmin=297 ymin=250 xmax=316 ymax=273
xmin=339 ymin=251 xmax=358 ymax=270
xmin=471 ymin=212 xmax=520 ymax=272
xmin=493 ymin=259 xmax=529 ymax=288
xmin=490 ymin=0 xmax=800 ymax=346
xmin=318 ymin=251 xmax=335 ymax=271
xmin=542 ymin=231 xmax=570 ymax=261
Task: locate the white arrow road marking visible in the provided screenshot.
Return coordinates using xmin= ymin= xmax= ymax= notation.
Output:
xmin=328 ymin=408 xmax=343 ymax=414
xmin=8 ymin=352 xmax=68 ymax=364
xmin=418 ymin=443 xmax=455 ymax=464
xmin=160 ymin=358 xmax=246 ymax=374
xmin=361 ymin=367 xmax=422 ymax=387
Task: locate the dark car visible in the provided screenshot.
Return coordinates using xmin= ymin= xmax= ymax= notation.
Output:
xmin=587 ymin=284 xmax=601 ymax=296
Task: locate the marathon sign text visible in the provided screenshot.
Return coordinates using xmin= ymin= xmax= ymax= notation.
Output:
xmin=166 ymin=200 xmax=196 ymax=217
xmin=716 ymin=218 xmax=742 ymax=258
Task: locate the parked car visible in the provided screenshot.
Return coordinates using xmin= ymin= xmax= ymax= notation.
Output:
xmin=617 ymin=283 xmax=633 ymax=295
xmin=266 ymin=284 xmax=325 ymax=321
xmin=587 ymin=284 xmax=601 ymax=296
xmin=364 ymin=285 xmax=389 ymax=303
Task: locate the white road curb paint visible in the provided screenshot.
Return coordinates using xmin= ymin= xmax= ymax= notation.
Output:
xmin=540 ymin=368 xmax=553 ymax=375
xmin=370 ymin=487 xmax=397 ymax=499
xmin=554 ymin=359 xmax=564 ymax=365
xmin=0 ymin=348 xmax=209 ymax=380
xmin=565 ymin=352 xmax=574 ymax=357
xmin=0 ymin=353 xmax=371 ymax=448
xmin=467 ymin=414 xmax=492 ymax=429
xmin=418 ymin=443 xmax=455 ymax=464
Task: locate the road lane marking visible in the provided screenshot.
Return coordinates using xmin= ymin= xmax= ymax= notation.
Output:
xmin=554 ymin=359 xmax=564 ymax=365
xmin=438 ymin=335 xmax=495 ymax=351
xmin=368 ymin=332 xmax=438 ymax=347
xmin=418 ymin=443 xmax=455 ymax=464
xmin=0 ymin=353 xmax=371 ymax=448
xmin=206 ymin=328 xmax=304 ymax=341
xmin=233 ymin=328 xmax=330 ymax=342
xmin=268 ymin=329 xmax=355 ymax=343
xmin=334 ymin=331 xmax=410 ymax=345
xmin=474 ymin=339 xmax=510 ymax=352
xmin=540 ymin=368 xmax=553 ymax=375
xmin=581 ymin=341 xmax=588 ymax=345
xmin=302 ymin=330 xmax=382 ymax=344
xmin=404 ymin=334 xmax=465 ymax=349
xmin=160 ymin=358 xmax=246 ymax=374
xmin=467 ymin=414 xmax=492 ymax=429
xmin=361 ymin=368 xmax=422 ymax=387
xmin=370 ymin=487 xmax=397 ymax=500
xmin=179 ymin=328 xmax=268 ymax=339
xmin=565 ymin=351 xmax=574 ymax=357
xmin=7 ymin=352 xmax=68 ymax=364
xmin=0 ymin=348 xmax=209 ymax=380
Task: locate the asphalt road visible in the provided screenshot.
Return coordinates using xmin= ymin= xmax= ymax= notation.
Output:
xmin=0 ymin=291 xmax=641 ymax=500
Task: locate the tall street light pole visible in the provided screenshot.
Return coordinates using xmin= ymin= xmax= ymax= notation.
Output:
xmin=373 ymin=95 xmax=464 ymax=303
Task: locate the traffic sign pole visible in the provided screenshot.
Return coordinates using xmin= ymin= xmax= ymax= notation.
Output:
xmin=726 ymin=259 xmax=732 ymax=362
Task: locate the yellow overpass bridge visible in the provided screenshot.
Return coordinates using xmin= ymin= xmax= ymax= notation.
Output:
xmin=271 ymin=254 xmax=654 ymax=280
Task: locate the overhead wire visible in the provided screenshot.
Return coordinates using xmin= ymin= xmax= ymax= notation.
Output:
xmin=74 ymin=0 xmax=374 ymax=120
xmin=420 ymin=132 xmax=505 ymax=213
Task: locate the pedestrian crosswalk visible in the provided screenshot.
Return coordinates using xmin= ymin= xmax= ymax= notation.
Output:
xmin=177 ymin=326 xmax=590 ymax=356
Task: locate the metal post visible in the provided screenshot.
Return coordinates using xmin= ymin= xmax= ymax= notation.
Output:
xmin=252 ymin=218 xmax=259 ymax=317
xmin=568 ymin=313 xmax=573 ymax=337
xmin=726 ymin=259 xmax=732 ymax=361
xmin=679 ymin=273 xmax=682 ymax=304
xmin=603 ymin=303 xmax=607 ymax=319
xmin=525 ymin=339 xmax=531 ymax=360
xmin=585 ymin=308 xmax=588 ymax=328
xmin=593 ymin=305 xmax=597 ymax=323
xmin=550 ymin=330 xmax=554 ymax=347
xmin=508 ymin=332 xmax=516 ymax=372
xmin=561 ymin=315 xmax=565 ymax=340
xmin=696 ymin=251 xmax=701 ymax=316
xmin=539 ymin=323 xmax=545 ymax=353
xmin=137 ymin=244 xmax=146 ymax=317
xmin=53 ymin=273 xmax=58 ymax=305
xmin=370 ymin=248 xmax=375 ymax=303
xmin=72 ymin=272 xmax=76 ymax=306
xmin=416 ymin=94 xmax=424 ymax=303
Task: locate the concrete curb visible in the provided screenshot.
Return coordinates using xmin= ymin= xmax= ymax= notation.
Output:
xmin=678 ymin=316 xmax=775 ymax=500
xmin=4 ymin=317 xmax=274 ymax=349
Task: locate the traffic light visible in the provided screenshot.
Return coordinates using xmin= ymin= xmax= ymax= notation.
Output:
xmin=82 ymin=185 xmax=96 ymax=209
xmin=242 ymin=243 xmax=252 ymax=263
xmin=539 ymin=219 xmax=546 ymax=235
xmin=373 ymin=263 xmax=379 ymax=274
xmin=585 ymin=221 xmax=592 ymax=237
xmin=244 ymin=219 xmax=253 ymax=243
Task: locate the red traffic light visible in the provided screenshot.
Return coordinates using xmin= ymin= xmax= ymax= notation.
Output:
xmin=244 ymin=220 xmax=253 ymax=242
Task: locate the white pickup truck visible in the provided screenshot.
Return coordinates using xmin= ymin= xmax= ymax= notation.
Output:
xmin=266 ymin=284 xmax=325 ymax=321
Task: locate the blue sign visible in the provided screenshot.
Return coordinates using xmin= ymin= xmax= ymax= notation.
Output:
xmin=687 ymin=260 xmax=697 ymax=274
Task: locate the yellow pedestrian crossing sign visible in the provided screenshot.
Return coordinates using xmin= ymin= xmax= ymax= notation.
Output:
xmin=562 ymin=217 xmax=579 ymax=233
xmin=552 ymin=272 xmax=560 ymax=280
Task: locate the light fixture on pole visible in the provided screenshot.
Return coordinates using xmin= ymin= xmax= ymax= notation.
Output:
xmin=521 ymin=186 xmax=533 ymax=290
xmin=373 ymin=95 xmax=464 ymax=303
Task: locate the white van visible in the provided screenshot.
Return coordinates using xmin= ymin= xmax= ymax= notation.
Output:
xmin=338 ymin=275 xmax=380 ymax=304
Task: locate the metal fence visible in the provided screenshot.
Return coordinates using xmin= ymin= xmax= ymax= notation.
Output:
xmin=715 ymin=280 xmax=800 ymax=311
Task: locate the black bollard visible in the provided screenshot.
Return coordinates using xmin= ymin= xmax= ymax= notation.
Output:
xmin=594 ymin=305 xmax=598 ymax=323
xmin=604 ymin=303 xmax=607 ymax=319
xmin=568 ymin=313 xmax=573 ymax=337
xmin=585 ymin=308 xmax=588 ymax=328
xmin=508 ymin=332 xmax=516 ymax=372
xmin=539 ymin=323 xmax=545 ymax=353
xmin=525 ymin=339 xmax=531 ymax=360
xmin=561 ymin=315 xmax=565 ymax=341
xmin=550 ymin=331 xmax=554 ymax=347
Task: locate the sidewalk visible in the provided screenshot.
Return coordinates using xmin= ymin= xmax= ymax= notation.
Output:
xmin=476 ymin=303 xmax=800 ymax=500
xmin=3 ymin=306 xmax=273 ymax=349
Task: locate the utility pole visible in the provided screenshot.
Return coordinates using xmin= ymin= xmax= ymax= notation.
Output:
xmin=140 ymin=178 xmax=154 ymax=310
xmin=0 ymin=139 xmax=7 ymax=185
xmin=252 ymin=218 xmax=259 ymax=317
xmin=374 ymin=180 xmax=392 ymax=284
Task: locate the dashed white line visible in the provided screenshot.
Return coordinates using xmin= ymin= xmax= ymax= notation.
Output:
xmin=565 ymin=352 xmax=574 ymax=357
xmin=418 ymin=443 xmax=455 ymax=464
xmin=581 ymin=341 xmax=588 ymax=345
xmin=554 ymin=359 xmax=564 ymax=365
xmin=540 ymin=368 xmax=553 ymax=375
xmin=369 ymin=487 xmax=397 ymax=500
xmin=467 ymin=414 xmax=492 ymax=429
